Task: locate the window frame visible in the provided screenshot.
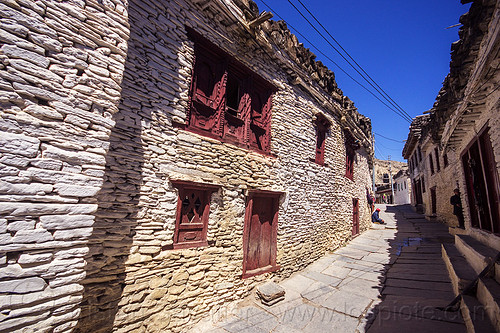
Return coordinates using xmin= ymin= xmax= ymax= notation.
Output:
xmin=429 ymin=154 xmax=434 ymax=175
xmin=314 ymin=114 xmax=330 ymax=165
xmin=434 ymin=147 xmax=440 ymax=172
xmin=344 ymin=130 xmax=356 ymax=180
xmin=171 ymin=180 xmax=220 ymax=250
xmin=443 ymin=153 xmax=449 ymax=168
xmin=185 ymin=28 xmax=276 ymax=155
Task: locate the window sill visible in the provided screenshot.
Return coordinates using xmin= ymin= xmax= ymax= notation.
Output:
xmin=308 ymin=157 xmax=328 ymax=167
xmin=177 ymin=127 xmax=277 ymax=158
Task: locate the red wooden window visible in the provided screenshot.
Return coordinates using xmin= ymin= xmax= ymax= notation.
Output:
xmin=171 ymin=180 xmax=220 ymax=249
xmin=249 ymin=83 xmax=273 ymax=152
xmin=344 ymin=130 xmax=356 ymax=180
xmin=314 ymin=114 xmax=330 ymax=165
xmin=242 ymin=190 xmax=281 ymax=278
xmin=189 ymin=48 xmax=225 ymax=138
xmin=186 ymin=28 xmax=275 ymax=154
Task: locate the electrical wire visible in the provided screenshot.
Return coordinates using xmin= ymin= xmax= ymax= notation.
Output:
xmin=294 ymin=0 xmax=413 ymax=122
xmin=257 ymin=0 xmax=413 ymax=122
xmin=257 ymin=0 xmax=413 ymax=123
xmin=374 ymin=132 xmax=405 ymax=143
xmin=287 ymin=0 xmax=413 ymax=122
xmin=282 ymin=0 xmax=413 ymax=123
xmin=377 ymin=140 xmax=404 ymax=152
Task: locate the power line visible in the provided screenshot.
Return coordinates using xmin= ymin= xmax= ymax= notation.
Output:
xmin=377 ymin=141 xmax=404 ymax=151
xmin=284 ymin=0 xmax=413 ymax=123
xmin=294 ymin=0 xmax=413 ymax=122
xmin=257 ymin=0 xmax=413 ymax=122
xmin=257 ymin=0 xmax=412 ymax=123
xmin=374 ymin=132 xmax=405 ymax=143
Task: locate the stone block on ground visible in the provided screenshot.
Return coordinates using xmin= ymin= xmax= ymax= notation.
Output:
xmin=256 ymin=282 xmax=285 ymax=306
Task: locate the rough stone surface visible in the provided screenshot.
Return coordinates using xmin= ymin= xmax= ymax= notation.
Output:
xmin=256 ymin=282 xmax=286 ymax=304
xmin=0 ymin=0 xmax=375 ymax=332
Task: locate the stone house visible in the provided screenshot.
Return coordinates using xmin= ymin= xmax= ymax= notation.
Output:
xmin=0 ymin=0 xmax=373 ymax=332
xmin=372 ymin=158 xmax=407 ymax=204
xmin=393 ymin=170 xmax=410 ymax=205
xmin=403 ymin=0 xmax=500 ymax=236
xmin=403 ymin=0 xmax=500 ymax=329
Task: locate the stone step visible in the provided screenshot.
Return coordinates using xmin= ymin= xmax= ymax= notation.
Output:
xmin=460 ymin=295 xmax=497 ymax=333
xmin=476 ymin=278 xmax=500 ymax=332
xmin=455 ymin=235 xmax=498 ymax=274
xmin=442 ymin=243 xmax=477 ymax=296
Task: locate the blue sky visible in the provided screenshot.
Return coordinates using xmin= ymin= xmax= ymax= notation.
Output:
xmin=254 ymin=0 xmax=471 ymax=162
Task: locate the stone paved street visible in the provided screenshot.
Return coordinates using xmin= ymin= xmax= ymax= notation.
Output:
xmin=190 ymin=204 xmax=467 ymax=333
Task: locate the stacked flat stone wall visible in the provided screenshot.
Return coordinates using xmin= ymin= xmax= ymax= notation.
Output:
xmin=419 ymin=143 xmax=461 ymax=223
xmin=0 ymin=1 xmax=373 ymax=332
xmin=0 ymin=0 xmax=129 ymax=332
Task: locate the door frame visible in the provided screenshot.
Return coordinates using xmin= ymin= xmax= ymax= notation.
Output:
xmin=461 ymin=125 xmax=500 ymax=234
xmin=242 ymin=190 xmax=283 ymax=278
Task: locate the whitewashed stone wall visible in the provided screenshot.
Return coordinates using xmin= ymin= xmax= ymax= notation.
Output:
xmin=0 ymin=1 xmax=373 ymax=332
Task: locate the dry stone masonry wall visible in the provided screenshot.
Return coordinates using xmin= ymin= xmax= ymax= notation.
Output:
xmin=0 ymin=0 xmax=373 ymax=332
xmin=0 ymin=0 xmax=129 ymax=332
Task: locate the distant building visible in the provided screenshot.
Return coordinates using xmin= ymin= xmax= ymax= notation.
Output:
xmin=372 ymin=158 xmax=407 ymax=203
xmin=393 ymin=170 xmax=411 ymax=205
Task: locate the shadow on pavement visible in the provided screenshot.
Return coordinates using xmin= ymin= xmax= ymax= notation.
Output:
xmin=363 ymin=204 xmax=466 ymax=333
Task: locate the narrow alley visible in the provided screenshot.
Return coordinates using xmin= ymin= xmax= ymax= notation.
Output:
xmin=192 ymin=205 xmax=468 ymax=332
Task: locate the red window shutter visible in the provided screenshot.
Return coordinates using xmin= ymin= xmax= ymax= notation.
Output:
xmin=249 ymin=86 xmax=272 ymax=152
xmin=189 ymin=48 xmax=226 ymax=136
xmin=344 ymin=130 xmax=355 ymax=179
xmin=314 ymin=115 xmax=330 ymax=165
xmin=171 ymin=181 xmax=220 ymax=249
xmin=223 ymin=69 xmax=247 ymax=143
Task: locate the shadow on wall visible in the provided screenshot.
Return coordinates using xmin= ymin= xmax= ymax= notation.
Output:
xmin=75 ymin=2 xmax=156 ymax=331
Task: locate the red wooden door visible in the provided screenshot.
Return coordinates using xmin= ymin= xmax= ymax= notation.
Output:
xmin=247 ymin=196 xmax=274 ymax=271
xmin=243 ymin=192 xmax=281 ymax=278
xmin=352 ymin=198 xmax=359 ymax=236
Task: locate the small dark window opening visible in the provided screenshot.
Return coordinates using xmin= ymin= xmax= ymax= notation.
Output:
xmin=383 ymin=173 xmax=389 ymax=184
xmin=422 ymin=176 xmax=426 ymax=193
xmin=443 ymin=153 xmax=449 ymax=167
xmin=345 ymin=130 xmax=356 ymax=180
xmin=429 ymin=154 xmax=434 ymax=175
xmin=226 ymin=74 xmax=241 ymax=117
xmin=171 ymin=180 xmax=220 ymax=249
xmin=435 ymin=148 xmax=440 ymax=172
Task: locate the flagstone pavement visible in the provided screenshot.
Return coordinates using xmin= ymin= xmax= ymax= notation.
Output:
xmin=190 ymin=204 xmax=467 ymax=333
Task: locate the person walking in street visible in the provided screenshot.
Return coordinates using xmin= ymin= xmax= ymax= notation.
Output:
xmin=371 ymin=208 xmax=385 ymax=224
xmin=450 ymin=189 xmax=465 ymax=228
